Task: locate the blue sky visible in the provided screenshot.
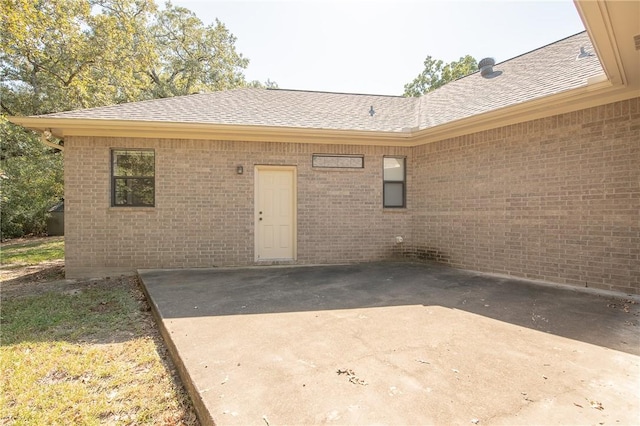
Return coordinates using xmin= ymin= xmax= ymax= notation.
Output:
xmin=171 ymin=1 xmax=585 ymax=95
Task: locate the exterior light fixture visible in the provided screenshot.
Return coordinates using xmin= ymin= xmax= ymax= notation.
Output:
xmin=236 ymin=165 xmax=244 ymax=175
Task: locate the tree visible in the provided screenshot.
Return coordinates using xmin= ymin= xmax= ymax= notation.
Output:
xmin=249 ymin=78 xmax=279 ymax=89
xmin=403 ymin=55 xmax=477 ymax=97
xmin=1 ymin=0 xmax=157 ymax=238
xmin=0 ymin=117 xmax=64 ymax=238
xmin=146 ymin=2 xmax=249 ymax=98
xmin=1 ymin=0 xmax=157 ymax=114
xmin=0 ymin=0 xmax=267 ymax=238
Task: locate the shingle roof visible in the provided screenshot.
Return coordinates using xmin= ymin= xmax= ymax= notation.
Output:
xmin=39 ymin=32 xmax=602 ymax=133
xmin=416 ymin=31 xmax=603 ymax=128
xmin=42 ymin=89 xmax=419 ymax=132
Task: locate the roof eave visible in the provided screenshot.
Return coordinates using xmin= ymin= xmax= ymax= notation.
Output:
xmin=411 ymin=76 xmax=640 ymax=145
xmin=8 ymin=78 xmax=638 ymax=148
xmin=7 ymin=117 xmax=415 ymax=147
xmin=574 ymin=0 xmax=640 ymax=89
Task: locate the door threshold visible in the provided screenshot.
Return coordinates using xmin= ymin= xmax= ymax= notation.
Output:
xmin=255 ymin=259 xmax=296 ymax=266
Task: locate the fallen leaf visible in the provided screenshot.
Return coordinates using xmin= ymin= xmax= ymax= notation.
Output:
xmin=589 ymin=400 xmax=604 ymax=411
xmin=337 ymin=368 xmax=367 ymax=385
xmin=349 ymin=376 xmax=367 ymax=386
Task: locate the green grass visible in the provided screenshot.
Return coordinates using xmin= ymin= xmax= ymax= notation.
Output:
xmin=1 ymin=237 xmax=64 ymax=265
xmin=1 ymin=279 xmax=197 ymax=425
xmin=1 ymin=286 xmax=139 ymax=344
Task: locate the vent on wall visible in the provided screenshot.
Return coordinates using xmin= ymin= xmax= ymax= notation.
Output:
xmin=635 ymin=34 xmax=640 ymax=51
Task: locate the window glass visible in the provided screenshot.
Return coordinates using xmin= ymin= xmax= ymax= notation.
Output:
xmin=114 ymin=178 xmax=155 ymax=206
xmin=112 ymin=150 xmax=155 ymax=207
xmin=384 ymin=182 xmax=404 ymax=207
xmin=383 ymin=156 xmax=405 ymax=208
xmin=384 ymin=157 xmax=404 ymax=181
xmin=113 ymin=150 xmax=155 ymax=176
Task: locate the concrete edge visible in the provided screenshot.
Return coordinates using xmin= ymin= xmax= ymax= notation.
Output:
xmin=136 ymin=272 xmax=215 ymax=426
xmin=137 ymin=263 xmax=352 ymax=275
xmin=464 ymin=267 xmax=640 ymax=303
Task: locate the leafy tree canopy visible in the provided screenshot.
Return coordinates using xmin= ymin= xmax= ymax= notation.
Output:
xmin=1 ymin=0 xmax=266 ymax=115
xmin=147 ymin=2 xmax=249 ymax=97
xmin=0 ymin=0 xmax=271 ymax=238
xmin=403 ymin=55 xmax=477 ymax=97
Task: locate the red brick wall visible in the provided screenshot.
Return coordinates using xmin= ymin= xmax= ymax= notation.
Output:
xmin=410 ymin=97 xmax=639 ymax=294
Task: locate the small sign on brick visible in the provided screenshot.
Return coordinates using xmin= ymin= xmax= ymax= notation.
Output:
xmin=312 ymin=154 xmax=364 ymax=169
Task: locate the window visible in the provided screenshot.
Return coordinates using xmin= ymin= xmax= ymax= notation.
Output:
xmin=383 ymin=156 xmax=405 ymax=208
xmin=111 ymin=149 xmax=155 ymax=207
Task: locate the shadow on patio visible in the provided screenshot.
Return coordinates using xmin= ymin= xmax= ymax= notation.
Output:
xmin=139 ymin=261 xmax=639 ymax=356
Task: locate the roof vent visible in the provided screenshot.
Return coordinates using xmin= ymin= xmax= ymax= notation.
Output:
xmin=478 ymin=57 xmax=502 ymax=79
xmin=576 ymin=46 xmax=594 ymax=59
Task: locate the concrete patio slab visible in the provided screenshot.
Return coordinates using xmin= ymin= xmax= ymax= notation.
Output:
xmin=139 ymin=262 xmax=640 ymax=425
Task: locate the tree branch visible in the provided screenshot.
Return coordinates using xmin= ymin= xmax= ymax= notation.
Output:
xmin=0 ymin=101 xmax=16 ymax=116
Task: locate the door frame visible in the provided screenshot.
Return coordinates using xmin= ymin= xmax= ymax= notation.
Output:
xmin=254 ymin=165 xmax=297 ymax=262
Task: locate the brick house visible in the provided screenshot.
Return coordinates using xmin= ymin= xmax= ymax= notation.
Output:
xmin=10 ymin=2 xmax=640 ymax=294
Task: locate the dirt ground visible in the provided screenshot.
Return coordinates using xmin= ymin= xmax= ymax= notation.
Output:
xmin=1 ymin=259 xmax=66 ymax=296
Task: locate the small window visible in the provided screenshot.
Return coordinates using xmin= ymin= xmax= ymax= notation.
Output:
xmin=383 ymin=157 xmax=405 ymax=208
xmin=111 ymin=149 xmax=155 ymax=207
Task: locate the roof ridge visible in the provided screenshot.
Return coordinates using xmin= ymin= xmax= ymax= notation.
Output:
xmin=437 ymin=30 xmax=589 ymax=87
xmin=495 ymin=30 xmax=588 ymax=66
xmin=266 ymin=87 xmax=405 ymax=98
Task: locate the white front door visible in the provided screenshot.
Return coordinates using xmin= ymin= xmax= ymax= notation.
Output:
xmin=255 ymin=166 xmax=296 ymax=261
